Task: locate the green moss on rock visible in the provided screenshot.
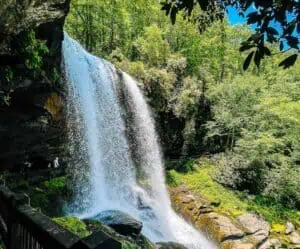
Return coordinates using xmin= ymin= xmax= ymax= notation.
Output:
xmin=43 ymin=177 xmax=67 ymax=194
xmin=30 ymin=176 xmax=69 ymax=216
xmin=10 ymin=176 xmax=71 ymax=217
xmin=122 ymin=242 xmax=140 ymax=249
xmin=84 ymin=219 xmax=155 ymax=249
xmin=52 ymin=217 xmax=91 ymax=238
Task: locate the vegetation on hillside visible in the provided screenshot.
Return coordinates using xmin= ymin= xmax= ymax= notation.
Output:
xmin=167 ymin=159 xmax=300 ymax=227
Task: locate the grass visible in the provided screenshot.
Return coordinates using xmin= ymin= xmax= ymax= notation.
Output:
xmin=167 ymin=158 xmax=300 ymax=230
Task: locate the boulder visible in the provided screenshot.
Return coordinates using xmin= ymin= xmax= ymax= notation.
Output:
xmin=285 ymin=222 xmax=296 ymax=235
xmin=199 ymin=212 xmax=244 ymax=242
xmin=93 ymin=210 xmax=143 ymax=238
xmin=84 ymin=219 xmax=155 ymax=249
xmin=289 ymin=231 xmax=300 ymax=245
xmin=222 ymin=241 xmax=255 ymax=249
xmin=259 ymin=239 xmax=281 ymax=249
xmin=156 ymin=242 xmax=188 ymax=249
xmin=181 ymin=194 xmax=195 ymax=204
xmin=237 ymin=213 xmax=269 ymax=236
xmin=237 ymin=213 xmax=269 ymax=245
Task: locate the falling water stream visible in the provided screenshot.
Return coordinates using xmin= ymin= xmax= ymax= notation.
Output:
xmin=63 ymin=34 xmax=217 ymax=249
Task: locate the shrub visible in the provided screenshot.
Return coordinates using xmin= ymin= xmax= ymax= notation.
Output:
xmin=214 ymin=153 xmax=266 ymax=194
xmin=20 ymin=30 xmax=49 ymax=75
xmin=215 ymin=152 xmax=300 ymax=209
xmin=264 ymin=165 xmax=300 ymax=209
xmin=166 ymin=170 xmax=179 ymax=186
xmin=165 ymin=159 xmax=195 ymax=173
xmin=180 ymin=160 xmax=196 ymax=173
xmin=43 ymin=176 xmax=66 ymax=195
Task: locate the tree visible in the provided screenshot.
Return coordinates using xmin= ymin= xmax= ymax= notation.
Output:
xmin=135 ymin=25 xmax=171 ymax=66
xmin=161 ymin=0 xmax=300 ymax=69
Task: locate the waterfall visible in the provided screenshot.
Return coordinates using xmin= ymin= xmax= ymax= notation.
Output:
xmin=63 ymin=34 xmax=216 ymax=249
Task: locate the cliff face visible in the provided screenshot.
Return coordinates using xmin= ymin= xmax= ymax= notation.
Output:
xmin=0 ymin=0 xmax=70 ymax=170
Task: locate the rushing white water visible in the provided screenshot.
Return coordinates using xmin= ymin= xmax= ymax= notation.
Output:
xmin=63 ymin=34 xmax=217 ymax=249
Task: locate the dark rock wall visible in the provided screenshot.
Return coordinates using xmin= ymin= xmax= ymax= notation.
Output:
xmin=0 ymin=0 xmax=71 ymax=170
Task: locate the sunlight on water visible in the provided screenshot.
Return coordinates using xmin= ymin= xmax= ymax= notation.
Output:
xmin=63 ymin=33 xmax=217 ymax=249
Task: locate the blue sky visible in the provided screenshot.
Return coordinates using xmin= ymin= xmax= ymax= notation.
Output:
xmin=227 ymin=6 xmax=295 ymax=33
xmin=227 ymin=6 xmax=247 ymax=25
xmin=226 ymin=7 xmax=298 ymax=51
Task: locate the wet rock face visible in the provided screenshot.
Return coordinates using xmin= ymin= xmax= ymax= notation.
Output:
xmin=0 ymin=0 xmax=70 ymax=170
xmin=0 ymin=0 xmax=70 ymax=54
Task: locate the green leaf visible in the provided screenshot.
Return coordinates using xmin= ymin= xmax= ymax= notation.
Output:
xmin=286 ymin=36 xmax=299 ymax=49
xmin=262 ymin=46 xmax=271 ymax=56
xmin=284 ymin=22 xmax=296 ymax=36
xmin=247 ymin=12 xmax=261 ymax=24
xmin=280 ymin=41 xmax=284 ymax=51
xmin=279 ymin=54 xmax=298 ymax=69
xmin=198 ymin=0 xmax=209 ymax=11
xmin=161 ymin=3 xmax=171 ymax=16
xmin=266 ymin=27 xmax=279 ymax=36
xmin=243 ymin=51 xmax=255 ymax=70
xmin=239 ymin=43 xmax=255 ymax=52
xmin=254 ymin=50 xmax=262 ymax=68
xmin=170 ymin=7 xmax=177 ymax=24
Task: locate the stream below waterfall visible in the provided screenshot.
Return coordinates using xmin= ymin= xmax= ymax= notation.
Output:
xmin=62 ymin=33 xmax=217 ymax=249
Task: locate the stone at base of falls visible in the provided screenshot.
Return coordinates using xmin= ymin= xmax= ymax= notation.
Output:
xmin=93 ymin=210 xmax=143 ymax=238
xmin=83 ymin=219 xmax=156 ymax=249
xmin=156 ymin=242 xmax=188 ymax=249
xmin=259 ymin=239 xmax=281 ymax=249
xmin=289 ymin=231 xmax=300 ymax=246
xmin=286 ymin=222 xmax=296 ymax=235
xmin=236 ymin=213 xmax=270 ymax=245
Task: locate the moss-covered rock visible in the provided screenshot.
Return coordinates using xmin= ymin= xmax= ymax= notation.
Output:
xmin=93 ymin=210 xmax=143 ymax=238
xmin=121 ymin=242 xmax=140 ymax=249
xmin=9 ymin=175 xmax=71 ymax=217
xmin=30 ymin=176 xmax=71 ymax=216
xmin=52 ymin=217 xmax=91 ymax=238
xmin=84 ymin=219 xmax=155 ymax=249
